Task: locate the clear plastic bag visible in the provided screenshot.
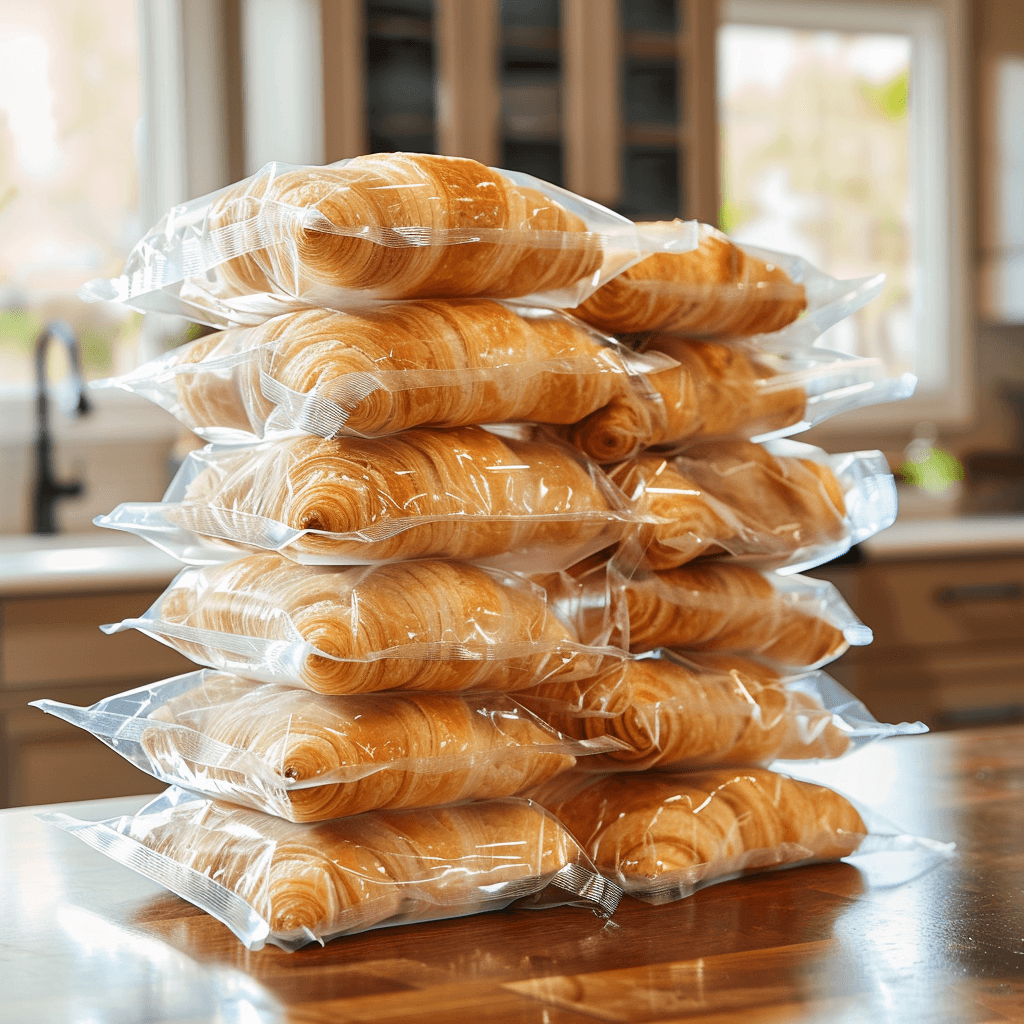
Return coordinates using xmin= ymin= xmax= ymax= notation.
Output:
xmin=517 ymin=650 xmax=925 ymax=772
xmin=527 ymin=767 xmax=953 ymax=904
xmin=33 ymin=670 xmax=628 ymax=822
xmin=609 ymin=437 xmax=897 ymax=574
xmin=570 ymin=221 xmax=884 ymax=340
xmin=569 ymin=336 xmax=916 ymax=463
xmin=93 ymin=300 xmax=674 ymax=446
xmin=40 ymin=787 xmax=622 ymax=951
xmin=80 ymin=155 xmax=699 ymax=328
xmin=95 ymin=425 xmax=645 ymax=571
xmin=100 ymin=554 xmax=620 ymax=694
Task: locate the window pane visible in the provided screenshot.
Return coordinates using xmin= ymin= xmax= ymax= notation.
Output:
xmin=0 ymin=0 xmax=141 ymax=387
xmin=718 ymin=24 xmax=912 ymax=374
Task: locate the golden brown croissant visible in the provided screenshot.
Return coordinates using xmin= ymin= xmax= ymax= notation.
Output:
xmin=178 ymin=426 xmax=622 ymax=563
xmin=569 ymin=223 xmax=807 ymax=336
xmin=570 ymin=336 xmax=807 ymax=462
xmin=135 ymin=794 xmax=584 ymax=941
xmin=521 ymin=654 xmax=849 ymax=770
xmin=609 ymin=438 xmax=847 ymax=571
xmin=170 ymin=301 xmax=652 ymax=440
xmin=206 ymin=153 xmax=603 ymax=302
xmin=530 ymin=768 xmax=864 ymax=896
xmin=157 ymin=553 xmax=596 ymax=693
xmin=623 ymin=563 xmax=847 ymax=667
xmin=142 ymin=675 xmax=577 ymax=821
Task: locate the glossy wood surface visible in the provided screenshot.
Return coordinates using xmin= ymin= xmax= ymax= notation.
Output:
xmin=3 ymin=726 xmax=1023 ymax=1024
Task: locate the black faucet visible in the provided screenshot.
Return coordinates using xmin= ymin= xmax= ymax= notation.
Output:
xmin=32 ymin=320 xmax=91 ymax=534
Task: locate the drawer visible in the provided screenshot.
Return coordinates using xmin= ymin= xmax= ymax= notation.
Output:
xmin=1 ymin=590 xmax=195 ymax=689
xmin=813 ymin=557 xmax=1024 ymax=651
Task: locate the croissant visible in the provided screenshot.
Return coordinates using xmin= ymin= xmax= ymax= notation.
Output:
xmin=571 ymin=336 xmax=806 ymax=462
xmin=521 ymin=654 xmax=849 ymax=770
xmin=134 ymin=794 xmax=583 ymax=942
xmin=206 ymin=153 xmax=603 ymax=302
xmin=178 ymin=426 xmax=621 ymax=563
xmin=609 ymin=438 xmax=847 ymax=571
xmin=157 ymin=553 xmax=596 ymax=693
xmin=624 ymin=563 xmax=847 ymax=668
xmin=570 ymin=223 xmax=806 ymax=336
xmin=530 ymin=768 xmax=864 ymax=897
xmin=142 ymin=675 xmax=576 ymax=821
xmin=170 ymin=301 xmax=651 ymax=441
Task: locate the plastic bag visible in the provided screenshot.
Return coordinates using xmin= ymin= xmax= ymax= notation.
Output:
xmin=609 ymin=437 xmax=897 ymax=574
xmin=569 ymin=336 xmax=916 ymax=463
xmin=517 ymin=650 xmax=925 ymax=772
xmin=528 ymin=767 xmax=953 ymax=904
xmin=40 ymin=787 xmax=622 ymax=951
xmin=80 ymin=155 xmax=699 ymax=328
xmin=570 ymin=221 xmax=884 ymax=340
xmin=33 ymin=670 xmax=628 ymax=822
xmin=95 ymin=425 xmax=645 ymax=571
xmin=93 ymin=300 xmax=674 ymax=446
xmin=100 ymin=554 xmax=620 ymax=693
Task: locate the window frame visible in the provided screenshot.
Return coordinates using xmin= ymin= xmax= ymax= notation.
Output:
xmin=719 ymin=0 xmax=973 ymax=432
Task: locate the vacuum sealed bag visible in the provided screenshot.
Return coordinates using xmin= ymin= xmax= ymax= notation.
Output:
xmin=33 ymin=670 xmax=626 ymax=822
xmin=609 ymin=437 xmax=897 ymax=574
xmin=570 ymin=336 xmax=916 ymax=463
xmin=519 ymin=650 xmax=925 ymax=772
xmin=101 ymin=554 xmax=619 ymax=693
xmin=95 ymin=425 xmax=643 ymax=571
xmin=528 ymin=767 xmax=952 ymax=903
xmin=570 ymin=221 xmax=883 ymax=340
xmin=41 ymin=787 xmax=622 ymax=950
xmin=81 ymin=154 xmax=698 ymax=327
xmin=95 ymin=300 xmax=673 ymax=446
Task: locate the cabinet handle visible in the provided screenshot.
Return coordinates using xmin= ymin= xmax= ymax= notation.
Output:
xmin=935 ymin=582 xmax=1024 ymax=605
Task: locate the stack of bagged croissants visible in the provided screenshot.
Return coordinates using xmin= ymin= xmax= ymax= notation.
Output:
xmin=39 ymin=153 xmax=927 ymax=952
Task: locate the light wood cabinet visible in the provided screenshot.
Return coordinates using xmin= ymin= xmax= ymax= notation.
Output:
xmin=0 ymin=588 xmax=194 ymax=808
xmin=812 ymin=555 xmax=1024 ymax=730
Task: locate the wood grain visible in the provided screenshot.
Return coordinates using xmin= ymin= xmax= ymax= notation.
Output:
xmin=2 ymin=727 xmax=1023 ymax=1023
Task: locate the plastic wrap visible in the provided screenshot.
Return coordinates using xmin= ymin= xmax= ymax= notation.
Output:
xmin=528 ymin=767 xmax=953 ymax=904
xmin=80 ymin=155 xmax=698 ymax=328
xmin=41 ymin=787 xmax=622 ymax=951
xmin=617 ymin=562 xmax=870 ymax=669
xmin=100 ymin=554 xmax=622 ymax=693
xmin=609 ymin=437 xmax=897 ymax=574
xmin=570 ymin=221 xmax=884 ymax=340
xmin=94 ymin=300 xmax=674 ymax=446
xmin=33 ymin=670 xmax=629 ymax=822
xmin=95 ymin=425 xmax=644 ymax=571
xmin=518 ymin=650 xmax=925 ymax=771
xmin=569 ymin=336 xmax=916 ymax=463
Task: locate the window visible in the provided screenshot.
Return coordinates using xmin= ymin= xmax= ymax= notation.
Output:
xmin=718 ymin=0 xmax=971 ymax=428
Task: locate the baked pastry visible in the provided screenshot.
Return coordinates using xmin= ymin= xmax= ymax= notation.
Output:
xmin=170 ymin=301 xmax=650 ymax=440
xmin=206 ymin=153 xmax=603 ymax=301
xmin=157 ymin=554 xmax=597 ymax=693
xmin=131 ymin=792 xmax=589 ymax=943
xmin=609 ymin=438 xmax=847 ymax=570
xmin=623 ymin=563 xmax=847 ymax=667
xmin=178 ymin=426 xmax=622 ymax=563
xmin=530 ymin=768 xmax=865 ymax=898
xmin=571 ymin=336 xmax=806 ymax=462
xmin=142 ymin=675 xmax=577 ymax=821
xmin=570 ymin=223 xmax=806 ymax=336
xmin=521 ymin=653 xmax=849 ymax=770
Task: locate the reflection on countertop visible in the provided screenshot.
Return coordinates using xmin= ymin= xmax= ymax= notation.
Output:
xmin=0 ymin=530 xmax=180 ymax=596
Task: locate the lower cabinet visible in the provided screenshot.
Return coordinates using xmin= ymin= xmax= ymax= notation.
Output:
xmin=811 ymin=554 xmax=1024 ymax=730
xmin=0 ymin=587 xmax=194 ymax=808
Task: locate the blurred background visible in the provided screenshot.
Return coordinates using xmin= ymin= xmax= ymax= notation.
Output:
xmin=0 ymin=0 xmax=1022 ymax=808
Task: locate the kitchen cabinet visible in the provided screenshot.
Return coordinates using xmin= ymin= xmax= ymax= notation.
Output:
xmin=812 ymin=552 xmax=1024 ymax=730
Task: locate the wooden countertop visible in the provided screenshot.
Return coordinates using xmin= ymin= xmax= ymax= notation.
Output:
xmin=3 ymin=726 xmax=1023 ymax=1023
